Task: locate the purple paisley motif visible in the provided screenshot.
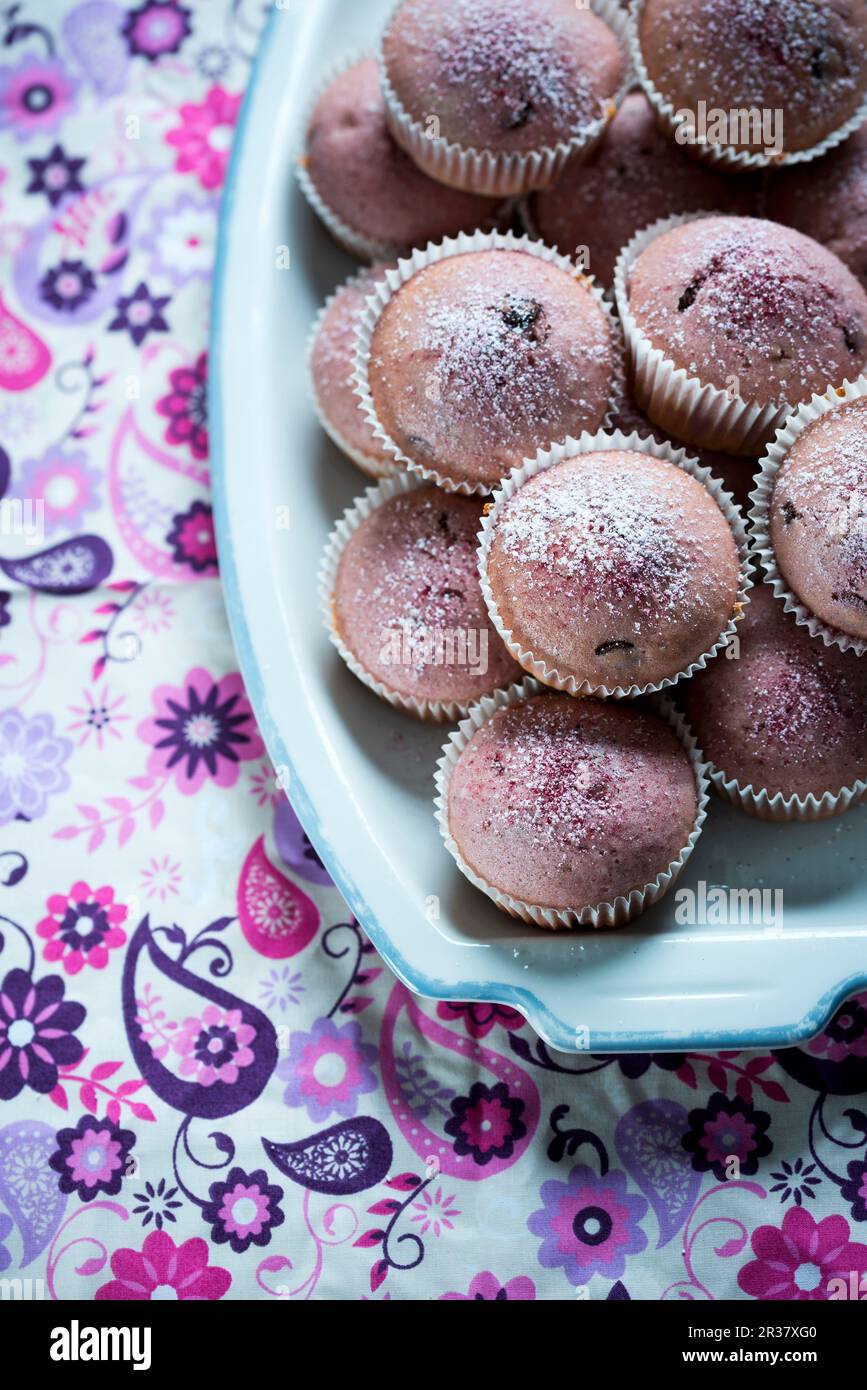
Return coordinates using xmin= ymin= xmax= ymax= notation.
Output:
xmin=262 ymin=1117 xmax=392 ymax=1196
xmin=122 ymin=916 xmax=277 ymax=1119
xmin=0 ymin=1120 xmax=68 ymax=1267
xmin=0 ymin=535 xmax=113 ymax=594
xmin=62 ymin=2 xmax=131 ymax=98
xmin=273 ymin=797 xmax=332 ymax=886
xmin=614 ymin=1100 xmax=702 ymax=1249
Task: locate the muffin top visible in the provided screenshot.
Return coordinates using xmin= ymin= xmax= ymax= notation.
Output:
xmin=333 ymin=486 xmax=522 ymax=706
xmin=627 ymin=216 xmax=867 ymax=403
xmin=447 ymin=694 xmax=698 ymax=910
xmin=304 ymin=57 xmax=496 ymax=249
xmin=638 ymin=0 xmax=867 ymax=154
xmin=769 ymin=394 xmax=867 ymax=641
xmin=367 ymin=249 xmax=616 ymax=490
xmin=486 ymin=449 xmax=741 ymax=690
xmin=681 ymin=584 xmax=867 ymax=797
xmin=766 ymin=120 xmax=867 ymax=292
xmin=531 ymin=92 xmax=755 ymax=284
xmin=311 ymin=268 xmax=395 ymax=470
xmin=382 ymin=0 xmax=624 ymax=155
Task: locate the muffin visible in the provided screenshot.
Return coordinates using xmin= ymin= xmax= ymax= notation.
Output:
xmin=761 ymin=392 xmax=867 ymax=645
xmin=380 ymin=0 xmax=627 ymax=196
xmin=482 ymin=444 xmax=745 ymax=694
xmin=618 ymin=214 xmax=867 ymax=454
xmin=300 ymin=57 xmax=499 ymax=260
xmin=359 ymin=240 xmax=619 ymax=493
xmin=323 ymin=477 xmax=523 ymax=719
xmin=681 ymin=585 xmax=867 ymax=817
xmin=635 ymin=0 xmax=867 ymax=163
xmin=765 ymin=120 xmax=867 ymax=292
xmin=529 ymin=92 xmax=755 ymax=285
xmin=310 ymin=267 xmax=398 ymax=478
xmin=439 ymin=689 xmax=702 ymax=925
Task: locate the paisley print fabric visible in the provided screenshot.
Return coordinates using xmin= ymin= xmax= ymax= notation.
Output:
xmin=0 ymin=0 xmax=865 ymax=1303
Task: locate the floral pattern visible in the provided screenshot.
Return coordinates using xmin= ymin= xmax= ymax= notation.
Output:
xmin=0 ymin=0 xmax=862 ymax=1304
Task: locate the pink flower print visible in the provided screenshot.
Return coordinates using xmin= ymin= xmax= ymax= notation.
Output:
xmin=166 ymin=501 xmax=217 ymax=574
xmin=14 ymin=447 xmax=101 ymax=535
xmin=171 ymin=1005 xmax=256 ymax=1087
xmin=738 ymin=1208 xmax=867 ymax=1301
xmin=155 ymin=352 xmax=208 ymax=460
xmin=137 ymin=667 xmax=264 ymax=795
xmin=36 ymin=881 xmax=128 ymax=975
xmin=67 ymin=685 xmax=130 ymax=750
xmin=410 ymin=1185 xmax=461 ymax=1237
xmin=277 ymin=1016 xmax=378 ymax=1123
xmin=0 ymin=55 xmax=78 ymax=141
xmin=165 ymin=85 xmax=241 ymax=190
xmin=441 ymin=1271 xmax=536 ymax=1300
xmin=95 ymin=1229 xmax=231 ymax=1300
xmin=807 ymin=996 xmax=867 ymax=1062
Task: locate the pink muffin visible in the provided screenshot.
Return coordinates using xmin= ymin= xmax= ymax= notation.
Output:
xmin=767 ymin=395 xmax=867 ymax=643
xmin=484 ymin=449 xmax=743 ymax=692
xmin=637 ymin=0 xmax=867 ymax=158
xmin=381 ymin=0 xmax=625 ymax=194
xmin=445 ymin=693 xmax=699 ymax=918
xmin=329 ymin=484 xmax=522 ymax=717
xmin=530 ymin=92 xmax=755 ymax=285
xmin=302 ymin=57 xmax=498 ymax=258
xmin=310 ymin=268 xmax=397 ymax=477
xmin=612 ymin=392 xmax=758 ymax=512
xmin=364 ymin=246 xmax=618 ymax=492
xmin=765 ymin=121 xmax=867 ymax=292
xmin=623 ymin=215 xmax=867 ymax=449
xmin=681 ymin=585 xmax=867 ymax=812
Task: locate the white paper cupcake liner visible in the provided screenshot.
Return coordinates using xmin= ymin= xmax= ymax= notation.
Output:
xmin=614 ymin=211 xmax=797 ymax=456
xmin=478 ymin=427 xmax=752 ymax=698
xmin=704 ymin=765 xmax=867 ymax=823
xmin=318 ymin=471 xmax=520 ymax=723
xmin=378 ymin=0 xmax=632 ymax=197
xmin=297 ymin=49 xmax=509 ymax=261
xmin=749 ymin=375 xmax=867 ymax=657
xmin=433 ymin=676 xmax=710 ymax=929
xmin=628 ymin=0 xmax=867 ymax=171
xmin=307 ymin=267 xmax=402 ymax=480
xmin=353 ymin=228 xmax=625 ymax=497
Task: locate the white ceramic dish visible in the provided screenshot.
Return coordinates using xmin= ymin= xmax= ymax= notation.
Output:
xmin=210 ymin=0 xmax=867 ymax=1053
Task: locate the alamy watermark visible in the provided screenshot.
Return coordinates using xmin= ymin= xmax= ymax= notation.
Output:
xmin=378 ymin=625 xmax=489 ymax=677
xmin=0 ymin=498 xmax=45 ymax=547
xmin=674 ymin=102 xmax=784 ymax=159
xmin=674 ymin=880 xmax=784 ymax=930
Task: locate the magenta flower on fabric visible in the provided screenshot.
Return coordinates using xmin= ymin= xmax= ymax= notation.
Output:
xmin=49 ymin=1112 xmax=136 ymax=1201
xmin=166 ymin=501 xmax=217 ymax=574
xmin=445 ymin=1081 xmax=526 ymax=1166
xmin=441 ymin=1271 xmax=536 ymax=1300
xmin=0 ymin=55 xmax=78 ymax=141
xmin=738 ymin=1208 xmax=867 ymax=1301
xmin=155 ymin=352 xmax=208 ymax=459
xmin=36 ymin=880 xmax=128 ymax=975
xmin=0 ymin=967 xmax=85 ymax=1099
xmin=436 ymin=1000 xmax=524 ymax=1039
xmin=170 ymin=1004 xmax=256 ymax=1087
xmin=528 ymin=1164 xmax=648 ymax=1287
xmin=807 ymin=996 xmax=867 ymax=1062
xmin=95 ymin=1230 xmax=231 ymax=1300
xmin=0 ymin=709 xmax=73 ymax=825
xmin=165 ymin=85 xmax=241 ymax=189
xmin=137 ymin=667 xmax=264 ymax=794
xmin=277 ymin=1016 xmax=378 ymax=1123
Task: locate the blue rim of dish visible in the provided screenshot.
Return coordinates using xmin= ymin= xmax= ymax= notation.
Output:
xmin=209 ymin=6 xmax=867 ymax=1055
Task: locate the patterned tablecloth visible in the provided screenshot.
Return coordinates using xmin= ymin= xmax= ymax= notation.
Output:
xmin=0 ymin=0 xmax=866 ymax=1305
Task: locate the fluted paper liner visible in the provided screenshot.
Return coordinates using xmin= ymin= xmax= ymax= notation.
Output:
xmin=353 ymin=228 xmax=625 ymax=496
xmin=307 ymin=266 xmax=400 ymax=480
xmin=379 ymin=0 xmax=633 ymax=197
xmin=614 ymin=211 xmax=796 ymax=456
xmin=628 ymin=0 xmax=867 ymax=172
xmin=749 ymin=375 xmax=867 ymax=657
xmin=433 ymin=676 xmax=710 ymax=929
xmin=318 ymin=471 xmax=521 ymax=722
xmin=704 ymin=765 xmax=867 ymax=824
xmin=478 ymin=428 xmax=752 ymax=698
